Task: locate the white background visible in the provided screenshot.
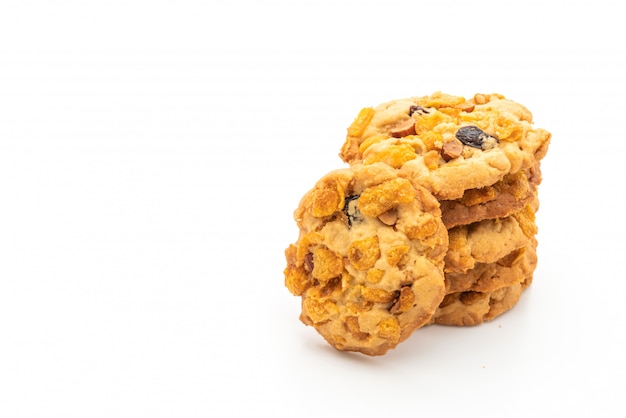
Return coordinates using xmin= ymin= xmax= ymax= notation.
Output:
xmin=1 ymin=1 xmax=625 ymax=416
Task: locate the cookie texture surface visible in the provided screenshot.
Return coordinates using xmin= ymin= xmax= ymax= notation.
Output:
xmin=339 ymin=92 xmax=551 ymax=200
xmin=440 ymin=164 xmax=541 ymax=229
xmin=284 ymin=163 xmax=448 ymax=355
xmin=444 ymin=241 xmax=537 ymax=294
xmin=432 ymin=275 xmax=534 ymax=326
xmin=443 ymin=202 xmax=537 ymax=274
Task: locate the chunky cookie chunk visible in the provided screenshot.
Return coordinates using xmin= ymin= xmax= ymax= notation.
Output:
xmin=284 ymin=163 xmax=448 ymax=355
xmin=340 ymin=92 xmax=551 ymax=200
xmin=441 ymin=163 xmax=542 ymax=229
xmin=431 ymin=279 xmax=532 ymax=326
xmin=444 ymin=240 xmax=537 ymax=294
xmin=444 ymin=201 xmax=537 ymax=274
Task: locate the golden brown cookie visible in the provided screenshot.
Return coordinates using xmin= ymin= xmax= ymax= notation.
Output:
xmin=284 ymin=163 xmax=448 ymax=355
xmin=443 ymin=202 xmax=537 ymax=275
xmin=444 ymin=240 xmax=537 ymax=294
xmin=339 ymin=92 xmax=551 ymax=201
xmin=440 ymin=163 xmax=542 ymax=229
xmin=431 ymin=278 xmax=532 ymax=326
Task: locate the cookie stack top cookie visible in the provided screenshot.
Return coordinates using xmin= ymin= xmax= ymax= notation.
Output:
xmin=284 ymin=92 xmax=550 ymax=356
xmin=340 ymin=92 xmax=550 ymax=201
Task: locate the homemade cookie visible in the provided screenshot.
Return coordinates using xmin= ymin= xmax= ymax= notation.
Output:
xmin=339 ymin=92 xmax=551 ymax=200
xmin=284 ymin=163 xmax=448 ymax=355
xmin=441 ymin=163 xmax=542 ymax=229
xmin=444 ymin=240 xmax=537 ymax=294
xmin=431 ymin=278 xmax=532 ymax=326
xmin=444 ymin=202 xmax=537 ymax=275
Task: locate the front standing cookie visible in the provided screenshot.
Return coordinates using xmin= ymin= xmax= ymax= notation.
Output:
xmin=284 ymin=163 xmax=448 ymax=355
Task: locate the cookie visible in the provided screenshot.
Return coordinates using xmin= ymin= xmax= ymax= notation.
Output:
xmin=444 ymin=240 xmax=538 ymax=294
xmin=440 ymin=163 xmax=542 ymax=229
xmin=431 ymin=277 xmax=533 ymax=326
xmin=339 ymin=92 xmax=551 ymax=200
xmin=443 ymin=202 xmax=537 ymax=274
xmin=284 ymin=163 xmax=448 ymax=355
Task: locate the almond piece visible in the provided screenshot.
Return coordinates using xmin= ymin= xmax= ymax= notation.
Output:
xmin=455 ymin=101 xmax=475 ymax=112
xmin=377 ymin=209 xmax=398 ymax=226
xmin=390 ymin=119 xmax=416 ymax=138
xmin=441 ymin=139 xmax=464 ymax=161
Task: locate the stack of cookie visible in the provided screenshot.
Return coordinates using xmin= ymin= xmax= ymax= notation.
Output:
xmin=284 ymin=92 xmax=550 ymax=355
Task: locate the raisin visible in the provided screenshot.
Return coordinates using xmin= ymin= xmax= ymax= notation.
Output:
xmin=455 ymin=125 xmax=498 ymax=150
xmin=409 ymin=105 xmax=429 ymax=116
xmin=342 ymin=195 xmax=363 ymax=228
